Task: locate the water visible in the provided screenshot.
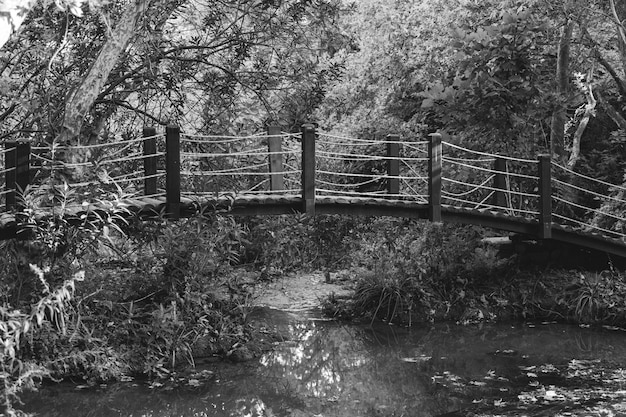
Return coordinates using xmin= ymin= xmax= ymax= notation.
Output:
xmin=19 ymin=308 xmax=626 ymax=416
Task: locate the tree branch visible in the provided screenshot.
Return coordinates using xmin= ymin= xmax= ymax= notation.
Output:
xmin=96 ymin=98 xmax=166 ymax=125
xmin=58 ymin=0 xmax=149 ymax=146
xmin=580 ymin=26 xmax=626 ymax=97
xmin=567 ymin=72 xmax=596 ymax=169
xmin=597 ymin=91 xmax=626 ymax=131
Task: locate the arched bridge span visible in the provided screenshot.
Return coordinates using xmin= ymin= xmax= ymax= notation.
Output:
xmin=0 ymin=125 xmax=625 ymax=258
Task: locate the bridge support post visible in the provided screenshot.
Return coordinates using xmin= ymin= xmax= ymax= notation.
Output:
xmin=5 ymin=141 xmax=30 ymax=212
xmin=492 ymin=157 xmax=507 ymax=208
xmin=267 ymin=125 xmax=284 ymax=191
xmin=387 ymin=134 xmax=400 ymax=196
xmin=538 ymin=154 xmax=552 ymax=239
xmin=428 ymin=133 xmax=442 ymax=222
xmin=166 ymin=125 xmax=181 ymax=219
xmin=301 ymin=124 xmax=316 ymax=216
xmin=143 ymin=127 xmax=158 ymax=196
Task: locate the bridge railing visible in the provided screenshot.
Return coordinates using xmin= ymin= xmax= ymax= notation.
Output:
xmin=177 ymin=128 xmax=302 ymax=198
xmin=551 ymin=161 xmax=626 ymax=240
xmin=439 ymin=139 xmax=543 ymax=219
xmin=30 ymin=134 xmax=167 ymax=201
xmin=0 ymin=125 xmax=625 ymax=245
xmin=314 ymin=131 xmax=429 ymax=202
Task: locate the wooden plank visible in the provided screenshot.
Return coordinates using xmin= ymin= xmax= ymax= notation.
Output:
xmin=5 ymin=142 xmax=16 ymax=210
xmin=537 ymin=154 xmax=552 ymax=239
xmin=15 ymin=142 xmax=30 ymax=210
xmin=166 ymin=125 xmax=181 ymax=219
xmin=428 ymin=133 xmax=442 ymax=222
xmin=267 ymin=126 xmax=284 ymax=191
xmin=143 ymin=127 xmax=158 ymax=196
xmin=387 ymin=134 xmax=400 ymax=195
xmin=492 ymin=157 xmax=507 ymax=208
xmin=301 ymin=124 xmax=316 ymax=216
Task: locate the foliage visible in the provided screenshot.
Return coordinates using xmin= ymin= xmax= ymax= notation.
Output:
xmin=0 ymin=0 xmax=348 ymax=148
xmin=318 ymin=0 xmax=626 ymax=186
xmin=64 ymin=211 xmax=257 ymax=378
xmin=591 ymin=173 xmax=626 ymax=237
xmin=558 ymin=269 xmax=626 ymax=323
xmin=420 ymin=9 xmax=552 ymax=155
xmin=1 ymin=265 xmax=82 ymax=416
xmin=242 ymin=214 xmax=358 ymax=272
xmin=341 ymin=221 xmax=510 ymax=325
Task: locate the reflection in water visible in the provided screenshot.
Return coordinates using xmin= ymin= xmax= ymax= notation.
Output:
xmin=19 ymin=311 xmax=626 ymax=417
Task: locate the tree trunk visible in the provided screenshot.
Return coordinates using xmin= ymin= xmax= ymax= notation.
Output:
xmin=549 ymin=20 xmax=574 ymax=159
xmin=597 ymin=92 xmax=626 ymax=131
xmin=57 ymin=0 xmax=149 ymax=147
xmin=567 ymin=77 xmax=596 ymax=169
xmin=610 ymin=0 xmax=626 ymax=75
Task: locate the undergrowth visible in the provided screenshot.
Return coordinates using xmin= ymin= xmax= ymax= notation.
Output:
xmin=3 ymin=191 xmax=626 ymax=414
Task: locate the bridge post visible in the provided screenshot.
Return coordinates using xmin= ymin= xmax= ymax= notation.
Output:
xmin=492 ymin=157 xmax=507 ymax=208
xmin=387 ymin=134 xmax=400 ymax=196
xmin=5 ymin=142 xmax=30 ymax=211
xmin=165 ymin=125 xmax=181 ymax=219
xmin=428 ymin=133 xmax=442 ymax=222
xmin=267 ymin=125 xmax=284 ymax=191
xmin=538 ymin=154 xmax=552 ymax=239
xmin=143 ymin=127 xmax=158 ymax=196
xmin=301 ymin=124 xmax=316 ymax=216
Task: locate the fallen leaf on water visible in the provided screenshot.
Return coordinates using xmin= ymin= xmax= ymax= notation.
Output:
xmin=400 ymin=356 xmax=431 ymax=363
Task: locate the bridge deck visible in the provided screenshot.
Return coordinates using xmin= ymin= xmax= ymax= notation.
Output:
xmin=1 ymin=126 xmax=624 ymax=258
xmin=1 ymin=193 xmax=624 ymax=258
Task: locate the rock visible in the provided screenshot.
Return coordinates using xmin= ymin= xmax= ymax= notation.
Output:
xmin=227 ymin=345 xmax=254 ymax=362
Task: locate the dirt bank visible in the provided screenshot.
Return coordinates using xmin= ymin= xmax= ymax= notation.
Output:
xmin=253 ymin=271 xmax=352 ymax=311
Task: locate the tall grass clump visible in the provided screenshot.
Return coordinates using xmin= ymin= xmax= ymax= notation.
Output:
xmin=347 ymin=220 xmax=510 ymax=325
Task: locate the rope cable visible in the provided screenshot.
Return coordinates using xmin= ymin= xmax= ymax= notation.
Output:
xmin=553 ymin=178 xmax=626 ymax=205
xmin=443 ymin=141 xmax=537 ymax=163
xmin=552 ymin=161 xmax=626 ymax=193
xmin=552 ymin=213 xmax=626 ymax=239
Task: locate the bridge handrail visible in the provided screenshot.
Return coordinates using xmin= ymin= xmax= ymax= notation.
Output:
xmin=0 ymin=125 xmax=624 ymax=253
xmin=553 ymin=178 xmax=626 ymax=205
xmin=443 ymin=141 xmax=538 ymax=164
xmin=183 ymin=132 xmax=270 ymax=140
xmin=443 ymin=157 xmax=540 ymax=181
xmin=552 ymin=161 xmax=626 ymax=193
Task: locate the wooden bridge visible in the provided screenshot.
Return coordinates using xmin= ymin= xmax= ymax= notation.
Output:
xmin=1 ymin=125 xmax=625 ymax=258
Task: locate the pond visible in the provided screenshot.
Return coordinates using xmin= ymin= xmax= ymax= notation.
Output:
xmin=19 ymin=307 xmax=626 ymax=417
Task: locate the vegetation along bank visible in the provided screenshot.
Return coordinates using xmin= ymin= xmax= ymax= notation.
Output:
xmin=3 ymin=0 xmax=626 ymax=415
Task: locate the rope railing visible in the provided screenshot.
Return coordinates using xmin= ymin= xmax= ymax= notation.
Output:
xmin=552 ymin=212 xmax=626 ymax=239
xmin=553 ymin=195 xmax=626 ymax=223
xmin=315 ymin=133 xmax=430 ymax=200
xmin=553 ymin=178 xmax=626 ymax=206
xmin=178 ymin=128 xmax=303 ymax=199
xmin=550 ymin=162 xmax=626 ymax=239
xmin=0 ymin=126 xmax=624 ymax=254
xmin=552 ymin=161 xmax=626 ymax=193
xmin=442 ymin=141 xmax=537 ymax=164
xmin=442 ymin=175 xmax=496 ymax=198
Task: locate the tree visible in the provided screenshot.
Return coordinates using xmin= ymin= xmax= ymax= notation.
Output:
xmin=0 ymin=0 xmax=346 ymax=148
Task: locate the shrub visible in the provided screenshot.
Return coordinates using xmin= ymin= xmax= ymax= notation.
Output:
xmin=558 ymin=269 xmax=626 ymax=324
xmin=242 ymin=214 xmax=359 ymax=272
xmin=346 ymin=221 xmax=511 ymax=324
